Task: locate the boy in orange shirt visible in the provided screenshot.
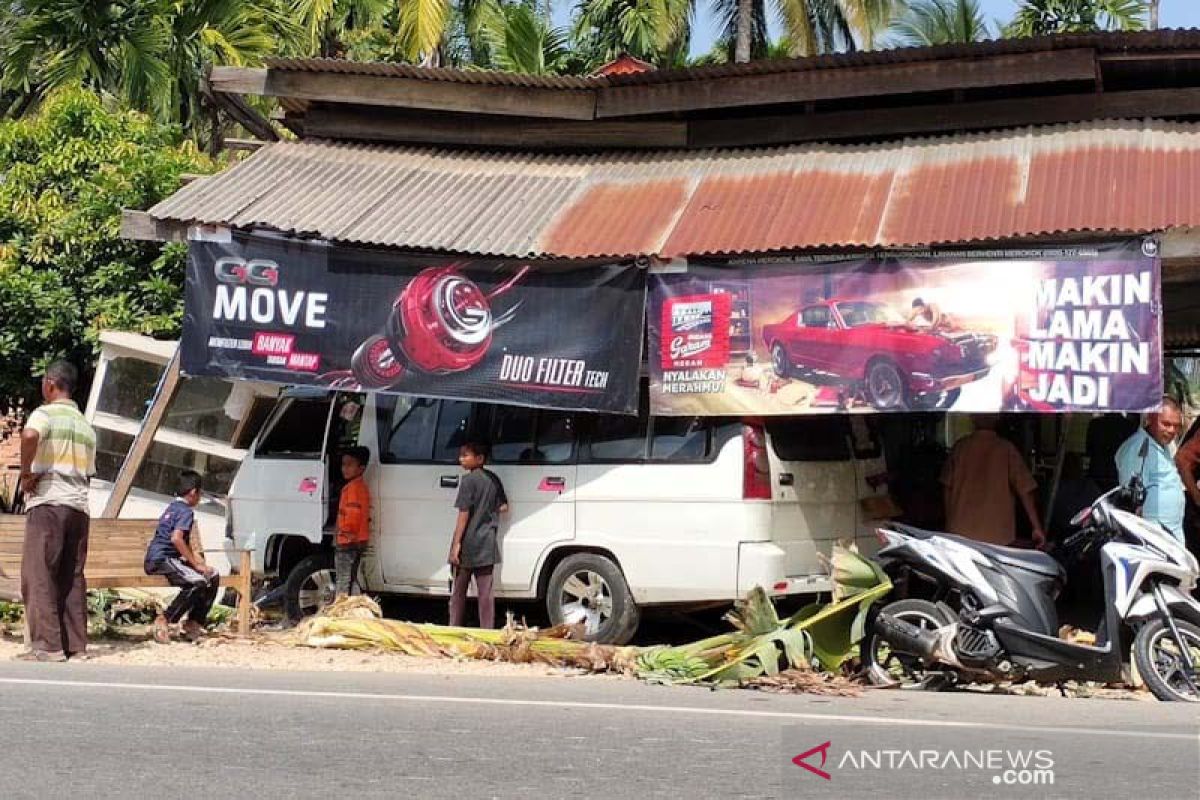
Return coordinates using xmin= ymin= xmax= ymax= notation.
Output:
xmin=334 ymin=447 xmax=371 ymax=601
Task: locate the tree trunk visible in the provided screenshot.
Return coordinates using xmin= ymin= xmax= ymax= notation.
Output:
xmin=734 ymin=0 xmax=753 ymax=63
xmin=1149 ymin=0 xmax=1160 ymax=30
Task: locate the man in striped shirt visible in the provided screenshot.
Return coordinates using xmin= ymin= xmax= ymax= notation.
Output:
xmin=17 ymin=361 xmax=96 ymax=661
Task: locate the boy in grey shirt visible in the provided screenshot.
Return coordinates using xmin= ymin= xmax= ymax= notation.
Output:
xmin=448 ymin=441 xmax=508 ymax=628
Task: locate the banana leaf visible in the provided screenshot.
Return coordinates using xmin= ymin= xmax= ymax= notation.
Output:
xmin=799 ymin=542 xmax=893 ymax=671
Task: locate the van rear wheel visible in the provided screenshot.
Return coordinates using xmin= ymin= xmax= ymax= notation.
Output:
xmin=284 ymin=553 xmax=336 ymax=621
xmin=546 ymin=553 xmax=639 ymax=645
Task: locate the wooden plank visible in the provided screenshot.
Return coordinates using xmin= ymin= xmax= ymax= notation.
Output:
xmin=102 ymin=350 xmax=182 ymax=518
xmin=0 ymin=512 xmax=253 ymax=634
xmin=205 ymin=85 xmax=280 ymax=143
xmin=298 ymin=105 xmax=688 ymax=149
xmin=209 ymin=66 xmax=269 ymax=95
xmin=265 ymin=70 xmax=597 ymax=121
xmin=599 ymin=49 xmax=1099 ymax=118
xmin=687 ymin=87 xmax=1200 ymax=148
xmin=224 ymin=138 xmax=266 ymax=152
xmin=120 ymin=210 xmax=189 ymax=243
xmin=237 ymin=549 xmax=252 ymax=636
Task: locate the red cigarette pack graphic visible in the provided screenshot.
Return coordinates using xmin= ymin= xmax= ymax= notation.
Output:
xmin=661 ymin=293 xmax=732 ymax=369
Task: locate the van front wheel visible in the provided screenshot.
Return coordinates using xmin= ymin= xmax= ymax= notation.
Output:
xmin=546 ymin=553 xmax=639 ymax=645
xmin=284 ymin=553 xmax=336 ymax=622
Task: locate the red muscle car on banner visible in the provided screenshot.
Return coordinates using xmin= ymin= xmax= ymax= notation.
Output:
xmin=761 ymin=299 xmax=997 ymax=410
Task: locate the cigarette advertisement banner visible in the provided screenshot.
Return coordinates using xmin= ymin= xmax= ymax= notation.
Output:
xmin=183 ymin=232 xmax=645 ymax=413
xmin=649 ymin=240 xmax=1162 ymax=416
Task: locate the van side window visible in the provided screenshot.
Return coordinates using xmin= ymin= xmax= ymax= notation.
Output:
xmin=376 ymin=396 xmax=440 ymax=462
xmin=479 ymin=405 xmax=576 ymax=464
xmin=650 ymin=417 xmax=709 ymax=461
xmin=485 ymin=404 xmax=536 ymax=463
xmin=584 ymin=381 xmax=650 ymax=462
xmin=434 ymin=400 xmax=474 ymax=462
xmin=256 ymin=398 xmax=331 ymax=458
xmin=766 ymin=417 xmax=852 ymax=461
xmin=537 ymin=412 xmax=576 ymax=463
xmin=588 ymin=414 xmax=648 ymax=460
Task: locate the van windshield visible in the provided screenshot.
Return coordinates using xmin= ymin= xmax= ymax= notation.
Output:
xmin=257 ymin=399 xmax=330 ymax=458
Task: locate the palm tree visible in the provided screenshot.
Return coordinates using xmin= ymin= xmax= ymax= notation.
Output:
xmin=474 ymin=0 xmax=571 ymax=74
xmin=398 ymin=0 xmax=454 ymax=65
xmin=0 ymin=0 xmax=299 ymax=134
xmin=572 ymin=0 xmax=691 ymax=66
xmin=1003 ymin=0 xmax=1147 ymax=37
xmin=292 ymin=0 xmax=392 ymax=58
xmin=724 ymin=0 xmax=899 ymax=63
xmin=890 ymin=0 xmax=990 ymax=47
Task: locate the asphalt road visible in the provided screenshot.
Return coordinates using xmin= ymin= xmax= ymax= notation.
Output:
xmin=0 ymin=662 xmax=1196 ymax=800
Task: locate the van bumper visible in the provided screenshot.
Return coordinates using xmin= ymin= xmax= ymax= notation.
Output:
xmin=737 ymin=542 xmax=832 ymax=596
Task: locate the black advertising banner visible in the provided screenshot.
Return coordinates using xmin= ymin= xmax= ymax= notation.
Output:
xmin=183 ymin=232 xmax=645 ymax=413
xmin=649 ymin=240 xmax=1162 ymax=416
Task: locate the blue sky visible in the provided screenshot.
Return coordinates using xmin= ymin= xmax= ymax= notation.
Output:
xmin=555 ymin=1 xmax=1200 ymax=59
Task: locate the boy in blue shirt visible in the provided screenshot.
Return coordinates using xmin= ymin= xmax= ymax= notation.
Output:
xmin=144 ymin=471 xmax=218 ymax=643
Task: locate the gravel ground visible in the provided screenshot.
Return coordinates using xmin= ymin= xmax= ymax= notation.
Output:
xmin=0 ymin=628 xmax=616 ymax=679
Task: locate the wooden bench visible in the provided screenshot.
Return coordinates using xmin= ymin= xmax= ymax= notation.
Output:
xmin=0 ymin=514 xmax=252 ymax=636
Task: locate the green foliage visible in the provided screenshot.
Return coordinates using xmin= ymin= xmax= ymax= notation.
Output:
xmin=571 ymin=0 xmax=691 ymax=67
xmin=890 ymin=0 xmax=991 ymax=47
xmin=0 ymin=0 xmax=301 ymax=142
xmin=0 ymin=88 xmax=213 ymax=408
xmin=475 ymin=0 xmax=573 ymax=74
xmin=635 ymin=544 xmax=893 ymax=686
xmin=1003 ymin=0 xmax=1147 ymax=37
xmin=293 ymin=0 xmax=392 ymax=57
xmin=0 ymin=600 xmax=22 ymax=624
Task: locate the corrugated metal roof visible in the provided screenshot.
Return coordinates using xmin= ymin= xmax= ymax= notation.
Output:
xmin=149 ymin=119 xmax=1200 ymax=258
xmin=264 ymin=29 xmax=1200 ymax=89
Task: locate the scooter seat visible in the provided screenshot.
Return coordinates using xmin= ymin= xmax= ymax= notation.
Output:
xmin=889 ymin=523 xmax=1065 ymax=579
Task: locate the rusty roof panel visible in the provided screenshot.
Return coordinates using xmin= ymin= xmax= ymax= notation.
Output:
xmin=149 ymin=119 xmax=1200 ymax=258
xmin=538 ymin=179 xmax=692 ymax=257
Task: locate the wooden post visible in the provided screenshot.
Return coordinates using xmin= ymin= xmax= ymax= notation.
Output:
xmin=101 ymin=348 xmax=182 ymax=519
xmin=237 ymin=549 xmax=252 ymax=637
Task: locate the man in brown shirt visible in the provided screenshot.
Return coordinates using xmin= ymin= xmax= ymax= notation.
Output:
xmin=941 ymin=415 xmax=1045 ymax=547
xmin=1174 ymin=418 xmax=1200 ymax=573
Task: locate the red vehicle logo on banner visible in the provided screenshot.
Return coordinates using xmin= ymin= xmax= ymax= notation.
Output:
xmin=213 ymin=257 xmax=280 ymax=287
xmin=662 ymin=293 xmax=732 ymax=369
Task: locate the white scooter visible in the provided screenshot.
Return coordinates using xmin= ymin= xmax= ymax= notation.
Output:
xmin=863 ymin=451 xmax=1200 ymax=702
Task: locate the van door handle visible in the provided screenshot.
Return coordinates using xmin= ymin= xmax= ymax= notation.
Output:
xmin=539 ymin=476 xmax=566 ymax=493
xmin=440 ymin=475 xmax=459 ymax=489
xmin=778 ymin=473 xmax=794 ymax=486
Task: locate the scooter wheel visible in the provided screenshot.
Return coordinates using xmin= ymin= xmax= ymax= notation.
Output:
xmin=862 ymin=598 xmax=955 ymax=689
xmin=1133 ymin=618 xmax=1200 ymax=702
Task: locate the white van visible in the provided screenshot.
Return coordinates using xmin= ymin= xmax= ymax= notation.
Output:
xmin=226 ymin=388 xmax=888 ymax=643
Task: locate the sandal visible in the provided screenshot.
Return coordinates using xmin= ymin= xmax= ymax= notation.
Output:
xmin=153 ymin=619 xmax=171 ymax=644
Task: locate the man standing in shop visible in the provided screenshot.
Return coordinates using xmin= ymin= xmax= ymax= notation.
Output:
xmin=1117 ymin=398 xmax=1185 ymax=543
xmin=941 ymin=415 xmax=1046 ymax=548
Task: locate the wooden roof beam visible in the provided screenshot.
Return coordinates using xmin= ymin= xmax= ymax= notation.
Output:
xmin=121 ymin=210 xmax=189 ymax=243
xmin=299 ymin=105 xmax=687 ymax=149
xmin=599 ymin=49 xmax=1100 ymax=118
xmin=689 ymin=87 xmax=1200 ymax=148
xmin=211 ymin=65 xmax=596 ymax=121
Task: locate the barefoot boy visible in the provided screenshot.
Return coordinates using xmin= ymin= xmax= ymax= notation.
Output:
xmin=448 ymin=442 xmax=508 ymax=628
xmin=144 ymin=471 xmax=217 ymax=643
